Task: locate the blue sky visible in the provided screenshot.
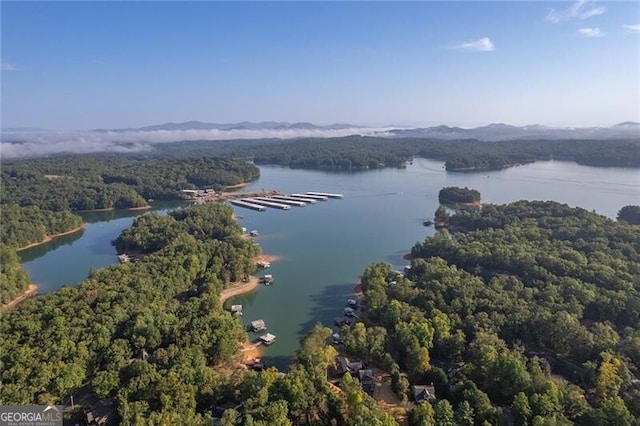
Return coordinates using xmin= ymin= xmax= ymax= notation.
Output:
xmin=1 ymin=1 xmax=638 ymax=129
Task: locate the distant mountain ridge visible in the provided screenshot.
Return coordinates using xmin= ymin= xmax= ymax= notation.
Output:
xmin=94 ymin=121 xmax=364 ymax=132
xmin=384 ymin=122 xmax=639 ymax=141
xmin=5 ymin=121 xmax=637 ymax=142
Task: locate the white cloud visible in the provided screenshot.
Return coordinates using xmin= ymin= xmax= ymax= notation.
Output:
xmin=623 ymin=24 xmax=640 ymax=33
xmin=1 ymin=61 xmax=18 ymax=71
xmin=0 ymin=127 xmax=396 ymax=159
xmin=452 ymin=37 xmax=494 ymax=52
xmin=546 ymin=0 xmax=606 ymax=23
xmin=577 ymin=27 xmax=605 ymax=37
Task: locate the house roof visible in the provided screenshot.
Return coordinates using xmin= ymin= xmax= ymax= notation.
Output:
xmin=412 ymin=384 xmax=437 ymax=403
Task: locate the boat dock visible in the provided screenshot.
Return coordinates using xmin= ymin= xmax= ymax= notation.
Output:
xmin=292 ymin=193 xmax=328 ymax=201
xmin=249 ymin=319 xmax=267 ymax=332
xmin=306 ymin=191 xmax=344 ymax=199
xmin=229 ymin=199 xmax=267 ymax=212
xmin=242 ymin=198 xmax=291 ymax=210
xmin=252 ymin=196 xmax=306 ymax=207
xmin=227 ymin=191 xmax=343 ymax=211
xmin=272 ymin=195 xmax=317 ymax=204
xmin=259 ymin=333 xmax=277 ymax=345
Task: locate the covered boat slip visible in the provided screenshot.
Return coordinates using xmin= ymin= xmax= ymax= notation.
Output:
xmin=229 ymin=192 xmax=343 ymax=211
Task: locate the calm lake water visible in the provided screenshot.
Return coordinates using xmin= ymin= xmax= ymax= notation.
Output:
xmin=19 ymin=158 xmax=640 ymax=368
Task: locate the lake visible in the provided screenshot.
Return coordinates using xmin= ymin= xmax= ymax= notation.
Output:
xmin=19 ymin=158 xmax=640 ymax=368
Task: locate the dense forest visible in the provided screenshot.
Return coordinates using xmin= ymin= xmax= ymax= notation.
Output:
xmin=0 ymin=204 xmax=84 ymax=304
xmin=1 ymin=204 xmax=83 ymax=248
xmin=0 ymin=202 xmax=399 ymax=425
xmin=153 ymin=136 xmax=640 ymax=171
xmin=0 ymin=244 xmax=31 ymax=304
xmin=0 ymin=204 xmax=260 ymax=421
xmin=346 ymin=200 xmax=640 ymax=424
xmin=0 ymin=155 xmax=260 ymax=211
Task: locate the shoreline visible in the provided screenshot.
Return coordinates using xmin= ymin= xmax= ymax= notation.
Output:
xmin=1 ymin=284 xmax=38 ymax=312
xmin=219 ymin=251 xmax=280 ymax=364
xmin=16 ymin=224 xmax=86 ymax=252
xmin=220 ymin=277 xmax=261 ymax=305
xmin=77 ymin=204 xmax=152 ymax=212
xmin=128 ymin=205 xmax=153 ymax=211
xmin=218 ymin=254 xmax=281 ymax=304
xmin=225 ymin=181 xmax=252 ymax=190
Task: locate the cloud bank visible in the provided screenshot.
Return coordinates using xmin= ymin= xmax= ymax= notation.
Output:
xmin=452 ymin=37 xmax=494 ymax=52
xmin=0 ymin=127 xmax=393 ymax=159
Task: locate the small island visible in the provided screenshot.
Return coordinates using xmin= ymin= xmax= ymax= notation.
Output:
xmin=438 ymin=186 xmax=481 ymax=205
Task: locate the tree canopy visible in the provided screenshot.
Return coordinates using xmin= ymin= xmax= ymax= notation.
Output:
xmin=351 ymin=200 xmax=640 ymax=424
xmin=1 ymin=155 xmax=260 ymax=211
xmin=618 ymin=205 xmax=640 ymax=225
xmin=438 ymin=187 xmax=481 ymax=204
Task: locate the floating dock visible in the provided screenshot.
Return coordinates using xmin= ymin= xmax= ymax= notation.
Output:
xmin=252 ymin=196 xmax=306 ymax=207
xmin=229 ymin=199 xmax=267 ymax=212
xmin=249 ymin=319 xmax=267 ymax=332
xmin=259 ymin=333 xmax=277 ymax=345
xmin=273 ymin=195 xmax=317 ymax=204
xmin=306 ymin=191 xmax=344 ymax=199
xmin=242 ymin=198 xmax=291 ymax=210
xmin=292 ymin=193 xmax=328 ymax=201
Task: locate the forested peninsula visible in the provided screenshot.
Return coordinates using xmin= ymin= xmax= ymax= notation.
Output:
xmin=349 ymin=200 xmax=640 ymax=424
xmin=1 ymin=155 xmax=260 ymax=211
xmin=0 ymin=155 xmax=259 ymax=309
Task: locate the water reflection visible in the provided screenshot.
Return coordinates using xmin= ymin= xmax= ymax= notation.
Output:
xmin=18 ymin=229 xmax=85 ymax=262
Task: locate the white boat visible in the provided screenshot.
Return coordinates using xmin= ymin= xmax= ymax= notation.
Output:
xmin=344 ymin=307 xmax=356 ymax=317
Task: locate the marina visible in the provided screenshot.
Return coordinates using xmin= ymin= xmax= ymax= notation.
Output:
xmin=271 ymin=195 xmax=317 ymax=204
xmin=241 ymin=198 xmax=291 ymax=210
xmin=306 ymin=191 xmax=344 ymax=199
xmin=251 ymin=196 xmax=306 ymax=207
xmin=228 ymin=199 xmax=267 ymax=212
xmin=291 ymin=193 xmax=328 ymax=200
xmin=226 ymin=191 xmax=343 ymax=211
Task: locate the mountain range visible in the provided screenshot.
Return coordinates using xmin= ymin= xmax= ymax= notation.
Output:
xmin=3 ymin=121 xmax=638 ymax=141
xmin=92 ymin=120 xmax=638 ymax=140
xmin=93 ymin=121 xmax=364 ymax=132
xmin=383 ymin=122 xmax=640 ymax=141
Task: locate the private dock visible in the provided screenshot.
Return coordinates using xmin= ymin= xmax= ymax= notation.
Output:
xmin=242 ymin=198 xmax=291 ymax=210
xmin=292 ymin=193 xmax=328 ymax=201
xmin=259 ymin=333 xmax=277 ymax=345
xmin=306 ymin=191 xmax=344 ymax=199
xmin=252 ymin=196 xmax=306 ymax=207
xmin=272 ymin=195 xmax=317 ymax=204
xmin=229 ymin=199 xmax=267 ymax=212
xmin=249 ymin=319 xmax=267 ymax=332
